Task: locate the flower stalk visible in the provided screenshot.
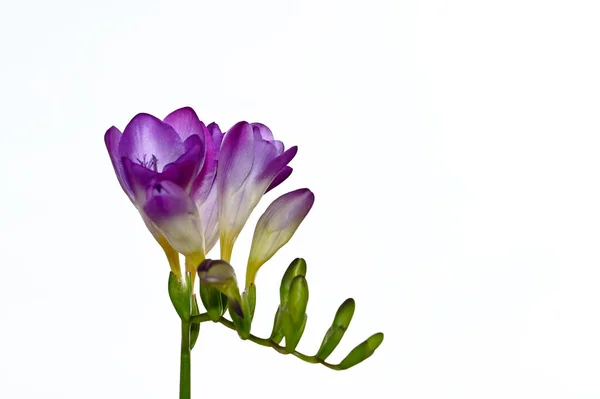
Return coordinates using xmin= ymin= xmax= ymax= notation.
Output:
xmin=180 ymin=321 xmax=191 ymax=399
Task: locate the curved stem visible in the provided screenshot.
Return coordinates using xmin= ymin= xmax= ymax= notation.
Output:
xmin=180 ymin=322 xmax=191 ymax=399
xmin=188 ymin=312 xmax=340 ymax=369
xmin=216 ymin=317 xmax=341 ymax=370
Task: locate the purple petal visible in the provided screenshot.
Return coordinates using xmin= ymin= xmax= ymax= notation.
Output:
xmin=119 ymin=113 xmax=185 ymax=173
xmin=143 ymin=180 xmax=205 ymax=256
xmin=121 ymin=157 xmax=159 ymax=202
xmin=271 ymin=140 xmax=284 ymax=153
xmin=207 ymin=122 xmax=224 ymax=155
xmin=163 ymin=107 xmax=209 ymax=142
xmin=218 ymin=121 xmax=255 ymax=193
xmin=190 ymin=126 xmax=218 ymax=204
xmin=266 ymin=166 xmax=293 ymax=193
xmin=183 ymin=134 xmax=204 ymax=153
xmin=161 ymin=135 xmax=204 ymax=190
xmin=190 ymin=159 xmax=216 ymax=204
xmin=258 ymin=146 xmax=298 ymax=186
xmin=143 ymin=181 xmax=196 ymax=222
xmin=105 ymin=126 xmax=135 ymax=200
xmin=250 ymin=123 xmax=274 ymax=141
xmin=250 ymin=133 xmax=280 ymax=177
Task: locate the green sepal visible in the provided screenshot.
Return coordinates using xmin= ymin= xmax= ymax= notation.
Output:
xmin=316 ymin=298 xmax=355 ymax=360
xmin=190 ymin=294 xmax=201 ymax=349
xmin=280 ymin=258 xmax=307 ymax=303
xmin=168 ymin=272 xmax=192 ymax=321
xmin=281 ymin=275 xmax=309 ymax=353
xmin=338 ymin=332 xmax=384 ymax=370
xmin=199 ymin=284 xmax=228 ymax=322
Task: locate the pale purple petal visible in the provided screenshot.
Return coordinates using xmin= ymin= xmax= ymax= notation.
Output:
xmin=258 ymin=188 xmax=315 ymax=231
xmin=143 ymin=180 xmax=205 ymax=256
xmin=119 ymin=113 xmax=185 ymax=173
xmin=163 ymin=107 xmax=209 ymax=142
xmin=250 ymin=123 xmax=274 ymax=141
xmin=246 ymin=188 xmax=315 ymax=285
xmin=198 ymin=185 xmax=219 ymax=253
xmin=271 ymin=140 xmax=284 ymax=153
xmin=266 ymin=166 xmax=293 ymax=193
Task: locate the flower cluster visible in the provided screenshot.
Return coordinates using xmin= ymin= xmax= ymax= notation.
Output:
xmin=105 ymin=107 xmax=314 ymax=287
xmin=105 ymin=107 xmax=382 ymax=391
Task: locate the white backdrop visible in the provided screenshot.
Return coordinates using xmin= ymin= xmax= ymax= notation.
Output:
xmin=1 ymin=1 xmax=599 ymax=398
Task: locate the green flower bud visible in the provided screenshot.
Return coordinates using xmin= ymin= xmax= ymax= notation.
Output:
xmin=316 ymin=298 xmax=355 ymax=360
xmin=199 ymin=285 xmax=228 ymax=322
xmin=197 ymin=259 xmax=242 ymax=319
xmin=338 ymin=333 xmax=384 ymax=370
xmin=280 ymin=258 xmax=307 ymax=303
xmin=271 ymin=259 xmax=308 ymax=343
xmin=282 ymin=275 xmax=309 ymax=353
xmin=287 ymin=276 xmax=309 ymax=322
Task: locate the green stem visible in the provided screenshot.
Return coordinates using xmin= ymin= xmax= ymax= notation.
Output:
xmin=216 ymin=317 xmax=341 ymax=370
xmin=188 ymin=312 xmax=340 ymax=369
xmin=180 ymin=322 xmax=191 ymax=399
xmin=189 ymin=313 xmax=212 ymax=323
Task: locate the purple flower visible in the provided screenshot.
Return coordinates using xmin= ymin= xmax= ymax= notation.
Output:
xmin=246 ymin=189 xmax=314 ymax=287
xmin=104 ymin=107 xmax=221 ymax=275
xmin=217 ymin=122 xmax=297 ymax=261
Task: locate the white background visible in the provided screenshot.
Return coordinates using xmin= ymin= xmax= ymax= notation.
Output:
xmin=1 ymin=0 xmax=599 ymax=398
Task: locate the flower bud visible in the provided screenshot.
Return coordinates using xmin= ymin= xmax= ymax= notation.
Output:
xmin=316 ymin=298 xmax=355 ymax=361
xmin=197 ymin=259 xmax=242 ymax=318
xmin=270 ymin=258 xmax=307 ymax=343
xmin=338 ymin=333 xmax=384 ymax=370
xmin=281 ymin=275 xmax=309 ymax=353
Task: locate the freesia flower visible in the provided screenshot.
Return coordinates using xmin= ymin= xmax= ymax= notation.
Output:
xmin=104 ymin=107 xmax=384 ymax=393
xmin=104 ymin=107 xmax=221 ymax=276
xmin=217 ymin=122 xmax=297 ymax=261
xmin=246 ymin=188 xmax=315 ymax=287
